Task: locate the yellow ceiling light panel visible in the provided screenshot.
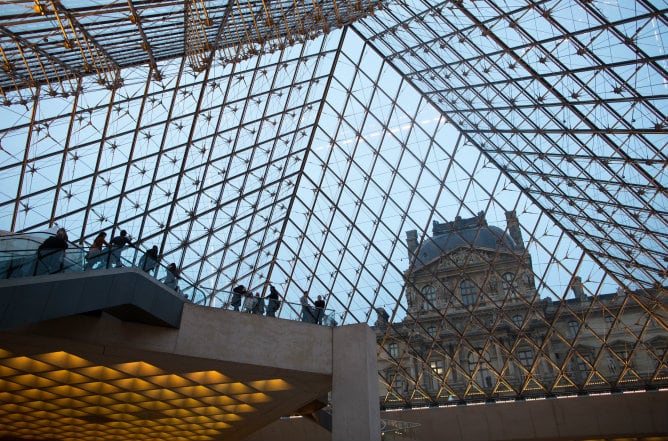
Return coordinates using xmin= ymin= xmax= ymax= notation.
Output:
xmin=184 ymin=405 xmax=227 ymax=417
xmin=0 ymin=379 xmax=25 ymax=391
xmin=135 ymin=399 xmax=172 ymax=411
xmin=76 ymin=381 xmax=122 ymax=395
xmin=171 ymin=429 xmax=201 ymax=437
xmin=50 ymin=396 xmax=90 ymax=409
xmin=141 ymin=387 xmax=183 ymax=400
xmin=0 ymin=391 xmax=29 ymax=403
xmin=79 ymin=404 xmax=116 ymax=415
xmin=77 ymin=366 xmax=126 ymax=381
xmin=52 ymin=408 xmax=87 ymax=417
xmin=14 ymin=387 xmax=59 ymax=401
xmin=172 ymin=385 xmax=218 ymax=397
xmin=209 ymin=381 xmax=253 ymax=394
xmin=147 ymin=374 xmax=195 ymax=388
xmin=108 ymin=391 xmax=151 ymax=403
xmin=77 ymin=393 xmax=117 ymax=406
xmin=111 ymin=377 xmax=157 ymax=390
xmin=107 ymin=402 xmax=143 ymax=413
xmin=41 ymin=369 xmax=91 ymax=384
xmin=2 ymin=356 xmax=53 ymax=372
xmin=203 ymin=412 xmax=243 ymax=422
xmin=24 ymin=409 xmax=61 ymax=419
xmin=9 ymin=373 xmax=59 ymax=388
xmin=20 ymin=400 xmax=60 ymax=412
xmin=235 ymin=392 xmax=271 ymax=403
xmin=220 ymin=403 xmax=255 ymax=413
xmin=0 ymin=348 xmax=14 ymax=357
xmin=107 ymin=420 xmax=134 ymax=429
xmin=248 ymin=378 xmax=293 ymax=391
xmin=193 ymin=429 xmax=221 ymax=436
xmin=58 ymin=417 xmax=89 ymax=425
xmin=174 ymin=423 xmax=207 ymax=431
xmin=165 ymin=397 xmax=205 ymax=408
xmin=199 ymin=421 xmax=233 ymax=430
xmin=0 ymin=364 xmax=19 ymax=376
xmin=35 ymin=351 xmax=93 ymax=369
xmin=199 ymin=395 xmax=239 ymax=406
xmin=181 ymin=415 xmax=215 ymax=424
xmin=153 ymin=416 xmax=186 ymax=425
xmin=160 ymin=407 xmax=198 ymax=418
xmin=45 ymin=384 xmax=91 ymax=397
xmin=183 ymin=370 xmax=232 ymax=384
xmin=126 ymin=425 xmax=154 ymax=434
xmin=113 ymin=361 xmax=164 ymax=377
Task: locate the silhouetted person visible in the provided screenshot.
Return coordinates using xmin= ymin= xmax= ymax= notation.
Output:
xmin=251 ymin=292 xmax=265 ymax=315
xmin=300 ymin=291 xmax=315 ymax=323
xmin=162 ymin=262 xmax=179 ymax=291
xmin=36 ymin=228 xmax=68 ymax=274
xmin=138 ymin=245 xmax=159 ymax=274
xmin=243 ymin=291 xmax=256 ymax=313
xmin=231 ymin=285 xmax=246 ymax=311
xmin=314 ymin=295 xmax=326 ymax=325
xmin=85 ymin=231 xmax=108 ymax=270
xmin=108 ymin=229 xmax=133 ymax=268
xmin=266 ymin=284 xmax=281 ymax=317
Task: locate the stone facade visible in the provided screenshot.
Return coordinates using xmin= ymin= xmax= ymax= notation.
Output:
xmin=375 ymin=211 xmax=668 ymax=407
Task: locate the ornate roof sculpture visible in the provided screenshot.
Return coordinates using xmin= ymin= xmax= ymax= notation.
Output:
xmin=0 ymin=0 xmax=666 ymax=405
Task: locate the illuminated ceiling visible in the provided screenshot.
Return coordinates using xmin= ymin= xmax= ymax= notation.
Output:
xmin=0 ymin=0 xmax=667 ymax=407
xmin=0 ymin=345 xmax=325 ymax=441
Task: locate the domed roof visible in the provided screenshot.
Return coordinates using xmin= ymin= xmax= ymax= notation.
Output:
xmin=412 ymin=212 xmax=519 ymax=268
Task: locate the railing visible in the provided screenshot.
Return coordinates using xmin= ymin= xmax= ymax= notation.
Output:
xmin=0 ymin=232 xmax=338 ymax=326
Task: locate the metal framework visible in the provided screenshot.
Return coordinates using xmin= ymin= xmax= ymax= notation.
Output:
xmin=0 ymin=0 xmax=666 ymax=407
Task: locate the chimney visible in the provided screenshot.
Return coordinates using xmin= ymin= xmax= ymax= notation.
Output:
xmin=505 ymin=210 xmax=525 ymax=250
xmin=406 ymin=230 xmax=418 ymax=261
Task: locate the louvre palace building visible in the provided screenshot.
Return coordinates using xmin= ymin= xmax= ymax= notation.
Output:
xmin=375 ymin=211 xmax=668 ymax=407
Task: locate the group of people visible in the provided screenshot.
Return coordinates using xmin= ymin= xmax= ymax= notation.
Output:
xmin=84 ymin=230 xmax=135 ymax=270
xmin=28 ymin=227 xmax=181 ymax=293
xmin=84 ymin=230 xmax=180 ymax=292
xmin=230 ymin=284 xmax=282 ymax=317
xmin=31 ymin=230 xmax=336 ymax=319
xmin=227 ymin=284 xmax=334 ymax=325
xmin=300 ymin=291 xmax=331 ymax=325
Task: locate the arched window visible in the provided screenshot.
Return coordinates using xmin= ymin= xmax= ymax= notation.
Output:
xmin=502 ymin=272 xmax=518 ymax=298
xmin=421 ymin=285 xmax=437 ymax=310
xmin=460 ymin=280 xmax=477 ymax=306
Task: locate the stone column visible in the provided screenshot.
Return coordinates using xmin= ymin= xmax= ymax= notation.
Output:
xmin=332 ymin=323 xmax=381 ymax=441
